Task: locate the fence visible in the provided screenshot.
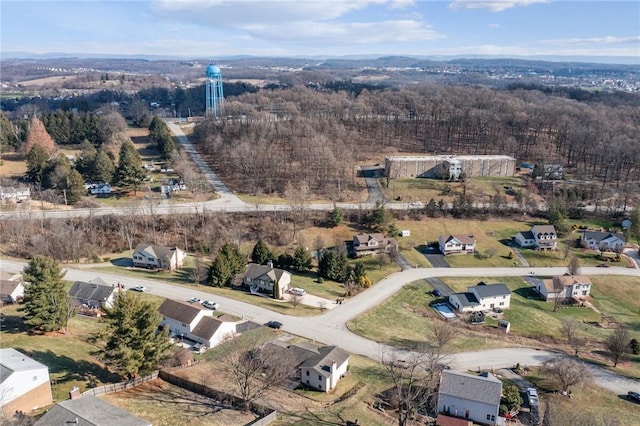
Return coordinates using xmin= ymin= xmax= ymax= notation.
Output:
xmin=158 ymin=370 xmax=277 ymax=426
xmin=81 ymin=371 xmax=159 ymax=397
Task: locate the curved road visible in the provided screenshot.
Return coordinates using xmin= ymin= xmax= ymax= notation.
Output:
xmin=1 ymin=258 xmax=638 ymax=396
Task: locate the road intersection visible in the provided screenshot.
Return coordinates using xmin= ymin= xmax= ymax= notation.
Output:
xmin=1 ymin=258 xmax=638 ymax=396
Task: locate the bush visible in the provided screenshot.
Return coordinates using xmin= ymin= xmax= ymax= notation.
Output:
xmin=508 ymin=251 xmax=515 ymax=259
xmin=317 ymin=277 xmax=324 ymax=283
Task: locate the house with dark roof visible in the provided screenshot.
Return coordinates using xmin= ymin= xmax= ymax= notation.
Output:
xmin=132 ymin=243 xmax=186 ymax=270
xmin=580 ymin=230 xmax=625 ymax=252
xmin=352 ymin=233 xmax=398 ymax=258
xmin=0 ymin=279 xmax=24 ymax=304
xmin=158 ymin=299 xmax=237 ymax=350
xmin=68 ymin=278 xmax=120 ymax=309
xmin=34 ymin=395 xmax=150 ymax=426
xmin=439 ymin=234 xmax=476 ymax=256
xmin=448 ymin=282 xmax=511 ymax=313
xmin=536 ymin=275 xmax=592 ymax=302
xmin=243 ymin=263 xmax=291 ymax=297
xmin=514 ymin=224 xmax=557 ymax=250
xmin=0 ymin=348 xmax=53 ymax=418
xmin=437 ymin=370 xmax=503 ymax=426
xmin=266 ymin=341 xmax=350 ymax=393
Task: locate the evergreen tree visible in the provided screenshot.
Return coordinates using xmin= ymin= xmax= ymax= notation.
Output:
xmin=66 ymin=169 xmax=86 ymax=204
xmin=628 ymin=206 xmax=640 ymax=244
xmin=370 ymin=201 xmax=391 ymax=232
xmin=330 ymin=207 xmax=344 ymax=227
xmin=116 ymin=140 xmax=146 ymax=193
xmin=148 ymin=116 xmax=176 ymax=160
xmin=318 ymin=250 xmax=350 ymax=282
xmin=26 ymin=144 xmax=50 ymax=185
xmin=251 ymin=239 xmax=272 ymax=265
xmin=19 ymin=256 xmax=72 ymax=332
xmin=208 ymin=243 xmax=245 ymax=287
xmin=0 ymin=112 xmax=21 ymax=152
xmin=93 ymin=148 xmax=115 ymax=183
xmin=76 ymin=141 xmax=97 ymax=179
xmin=292 ymin=246 xmax=312 ymax=272
xmin=273 ymin=280 xmax=280 ymax=299
xmin=95 ymin=291 xmax=170 ymax=379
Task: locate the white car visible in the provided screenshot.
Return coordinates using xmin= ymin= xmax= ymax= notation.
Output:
xmin=201 ymin=300 xmax=219 ymax=310
xmin=131 ymin=285 xmax=147 ymax=292
xmin=290 ymin=287 xmax=307 ymax=296
xmin=527 ymin=388 xmax=539 ymax=406
xmin=187 ymin=297 xmax=202 ymax=304
xmin=409 ymin=201 xmax=424 ymax=208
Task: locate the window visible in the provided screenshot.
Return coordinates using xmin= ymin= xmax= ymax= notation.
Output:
xmin=318 ymin=375 xmax=322 ymax=380
xmin=306 ymin=371 xmax=309 ymax=376
xmin=487 ymin=414 xmax=491 ymax=420
xmin=306 ymin=380 xmax=309 ymax=384
xmin=499 ymin=302 xmax=504 ymax=306
xmin=148 ymin=257 xmax=154 ymax=262
xmin=33 ymin=376 xmax=38 ymax=381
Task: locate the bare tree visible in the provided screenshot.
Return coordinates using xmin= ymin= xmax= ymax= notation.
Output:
xmin=431 ymin=321 xmax=456 ymax=349
xmin=567 ymin=255 xmax=581 ymax=276
xmin=290 ymin=293 xmax=301 ymax=309
xmin=540 ymin=356 xmax=591 ymax=393
xmin=190 ymin=251 xmax=206 ymax=286
xmin=560 ymin=318 xmax=585 ymax=357
xmin=223 ymin=334 xmax=297 ymax=412
xmin=606 ymin=326 xmax=630 ymax=367
xmin=552 ymin=277 xmax=565 ymax=313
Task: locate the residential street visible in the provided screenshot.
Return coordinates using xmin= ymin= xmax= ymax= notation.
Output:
xmin=1 ymin=258 xmax=638 ymax=396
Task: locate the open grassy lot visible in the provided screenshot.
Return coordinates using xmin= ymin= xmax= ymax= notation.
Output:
xmin=525 ymin=369 xmax=640 ymax=426
xmin=347 ymin=280 xmax=516 ymax=352
xmin=102 ymin=379 xmax=258 ymax=426
xmin=0 ymin=304 xmax=118 ymax=401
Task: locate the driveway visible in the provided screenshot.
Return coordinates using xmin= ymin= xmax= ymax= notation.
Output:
xmin=426 ymin=277 xmax=454 ymax=297
xmin=422 ymin=245 xmax=450 ymax=268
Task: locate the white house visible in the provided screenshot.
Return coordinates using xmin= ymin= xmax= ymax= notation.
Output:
xmin=267 ymin=341 xmax=350 ymax=393
xmin=439 ymin=234 xmax=476 ymax=256
xmin=243 ymin=263 xmax=291 ymax=297
xmin=0 ymin=348 xmax=53 ymax=418
xmin=90 ymin=183 xmax=111 ymax=195
xmin=514 ymin=224 xmax=557 ymax=250
xmin=0 ymin=280 xmax=25 ymax=304
xmin=536 ymin=275 xmax=592 ymax=302
xmin=190 ymin=315 xmax=237 ymax=349
xmin=437 ymin=370 xmax=503 ymax=426
xmin=580 ymin=230 xmax=625 ymax=252
xmin=158 ymin=299 xmax=237 ymax=350
xmin=448 ymin=282 xmax=511 ymax=313
xmin=133 ymin=244 xmax=186 ymax=271
xmin=159 ymin=299 xmax=212 ymax=338
xmin=0 ymin=186 xmax=31 ymax=202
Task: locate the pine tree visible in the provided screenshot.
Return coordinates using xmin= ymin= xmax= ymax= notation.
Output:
xmin=24 ymin=116 xmax=55 ymax=155
xmin=19 ymin=256 xmax=72 ymax=332
xmin=116 ymin=139 xmax=146 ymax=193
xmin=273 ymin=279 xmax=280 ymax=299
xmin=66 ymin=169 xmax=86 ymax=204
xmin=96 ymin=291 xmax=170 ymax=379
xmin=208 ymin=243 xmax=245 ymax=287
xmin=292 ymin=246 xmax=312 ymax=272
xmin=251 ymin=239 xmax=272 ymax=265
xmin=330 ymin=207 xmax=344 ymax=227
xmin=26 ymin=144 xmax=50 ymax=185
xmin=94 ymin=148 xmax=115 ymax=183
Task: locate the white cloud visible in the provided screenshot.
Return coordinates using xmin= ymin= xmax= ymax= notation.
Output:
xmin=487 ymin=23 xmax=501 ymax=28
xmin=449 ymin=0 xmax=549 ymax=12
xmin=429 ymin=43 xmax=640 ymax=58
xmin=539 ymin=35 xmax=640 ymax=45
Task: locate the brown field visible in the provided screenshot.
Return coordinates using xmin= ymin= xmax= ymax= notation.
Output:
xmin=18 ymin=75 xmax=76 ymax=86
xmin=0 ymin=152 xmax=26 ymax=177
xmin=101 ymin=379 xmax=258 ymax=426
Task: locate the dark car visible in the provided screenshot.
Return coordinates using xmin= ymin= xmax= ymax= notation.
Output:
xmin=597 ymin=263 xmax=611 ymax=268
xmin=628 ymin=391 xmax=640 ymax=403
xmin=266 ymin=321 xmax=283 ymax=329
xmin=433 ymin=289 xmax=442 ymax=297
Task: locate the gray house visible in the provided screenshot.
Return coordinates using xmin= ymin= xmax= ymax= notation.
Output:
xmin=437 ymin=370 xmax=503 ymax=426
xmin=243 ymin=263 xmax=291 ymax=296
xmin=448 ymin=282 xmax=511 ymax=313
xmin=34 ymin=395 xmax=150 ymax=426
xmin=69 ymin=278 xmax=120 ymax=309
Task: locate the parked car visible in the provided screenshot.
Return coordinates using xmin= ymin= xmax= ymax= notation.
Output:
xmin=409 ymin=201 xmax=424 ymax=208
xmin=201 ymin=300 xmax=219 ymax=310
xmin=527 ymin=388 xmax=539 ymax=406
xmin=187 ymin=297 xmax=202 ymax=303
xmin=628 ymin=391 xmax=640 ymax=403
xmin=131 ymin=286 xmax=146 ymax=292
xmin=597 ymin=263 xmax=611 ymax=268
xmin=266 ymin=320 xmax=283 ymax=329
xmin=290 ymin=287 xmax=307 ymax=296
xmin=432 ymin=289 xmax=442 ymax=297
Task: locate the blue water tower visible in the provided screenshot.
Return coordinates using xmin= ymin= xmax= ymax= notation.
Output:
xmin=205 ymin=64 xmax=224 ymax=118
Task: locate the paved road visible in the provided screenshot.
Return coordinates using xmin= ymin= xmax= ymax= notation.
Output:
xmin=2 ymin=258 xmax=638 ymax=396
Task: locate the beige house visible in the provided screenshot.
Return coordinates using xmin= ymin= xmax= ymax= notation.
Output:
xmin=536 ymin=275 xmax=592 ymax=302
xmin=132 ymin=244 xmax=186 ymax=270
xmin=0 ymin=280 xmax=25 ymax=304
xmin=243 ymin=263 xmax=291 ymax=297
xmin=514 ymin=224 xmax=557 ymax=250
xmin=0 ymin=348 xmax=53 ymax=418
xmin=352 ymin=233 xmax=398 ymax=258
xmin=439 ymin=234 xmax=476 ymax=256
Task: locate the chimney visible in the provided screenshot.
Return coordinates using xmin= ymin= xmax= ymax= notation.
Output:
xmin=267 ymin=260 xmax=274 ymax=268
xmin=330 ymin=360 xmax=337 ymax=373
xmin=69 ymin=386 xmax=81 ymax=400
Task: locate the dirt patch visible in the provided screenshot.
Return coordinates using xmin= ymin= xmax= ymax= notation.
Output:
xmin=102 ymin=378 xmax=258 ymax=426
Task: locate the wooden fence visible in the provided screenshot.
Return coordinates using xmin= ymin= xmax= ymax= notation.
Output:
xmin=81 ymin=371 xmax=159 ymax=397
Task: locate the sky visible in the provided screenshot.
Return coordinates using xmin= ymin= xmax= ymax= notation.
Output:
xmin=2 ymin=0 xmax=639 ymax=63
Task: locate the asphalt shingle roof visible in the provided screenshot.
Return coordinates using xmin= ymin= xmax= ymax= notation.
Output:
xmin=158 ymin=299 xmax=206 ymax=324
xmin=34 ymin=395 xmax=150 ymax=426
xmin=470 ymin=283 xmax=510 ymax=298
xmin=438 ymin=370 xmax=502 ymax=406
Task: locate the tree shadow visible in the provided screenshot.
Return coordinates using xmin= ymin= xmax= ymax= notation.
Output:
xmin=0 ymin=313 xmax=31 ymax=334
xmin=389 ymin=336 xmax=426 ymax=351
xmin=16 ymin=348 xmax=121 ymax=387
xmin=513 ymin=286 xmax=541 ymax=300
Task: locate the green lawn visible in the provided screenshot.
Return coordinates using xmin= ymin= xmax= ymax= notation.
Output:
xmin=0 ymin=304 xmax=120 ymax=401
